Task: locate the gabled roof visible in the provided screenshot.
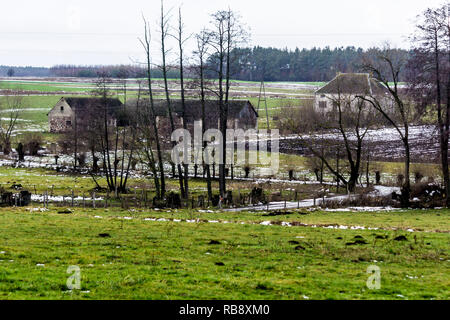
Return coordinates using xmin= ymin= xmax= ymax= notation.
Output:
xmin=315 ymin=73 xmax=389 ymax=96
xmin=129 ymin=99 xmax=258 ymax=119
xmin=64 ymin=97 xmax=123 ymax=113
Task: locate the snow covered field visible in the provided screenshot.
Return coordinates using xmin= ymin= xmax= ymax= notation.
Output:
xmin=279 ymin=125 xmax=440 ymax=163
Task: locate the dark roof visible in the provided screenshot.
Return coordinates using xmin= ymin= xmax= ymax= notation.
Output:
xmin=64 ymin=97 xmax=123 ymax=114
xmin=129 ymin=99 xmax=257 ymax=119
xmin=316 ymin=73 xmax=389 ymax=95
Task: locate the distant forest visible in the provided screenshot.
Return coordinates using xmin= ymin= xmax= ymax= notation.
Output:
xmin=208 ymin=46 xmax=410 ymax=82
xmin=1 ymin=46 xmax=410 ymax=82
xmin=0 ymin=65 xmax=50 ymax=77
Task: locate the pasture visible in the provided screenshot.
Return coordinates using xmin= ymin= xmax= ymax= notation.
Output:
xmin=0 ymin=207 xmax=448 ymax=300
xmin=0 ymin=77 xmax=448 ymax=300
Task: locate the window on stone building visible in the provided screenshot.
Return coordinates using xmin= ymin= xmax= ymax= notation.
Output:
xmin=319 ymin=101 xmax=327 ymax=109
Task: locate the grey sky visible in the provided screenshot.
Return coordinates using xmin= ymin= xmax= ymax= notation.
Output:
xmin=0 ymin=0 xmax=445 ymax=67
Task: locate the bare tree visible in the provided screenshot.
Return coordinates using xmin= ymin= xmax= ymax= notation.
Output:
xmin=88 ymin=74 xmax=136 ymax=194
xmin=140 ymin=16 xmax=166 ymax=199
xmin=0 ymin=93 xmax=23 ymax=155
xmin=409 ymin=4 xmax=450 ymax=206
xmin=132 ymin=82 xmax=162 ymax=199
xmin=301 ymin=93 xmax=373 ymax=192
xmin=208 ymin=9 xmax=249 ymax=197
xmin=172 ymin=6 xmax=191 ymax=199
xmin=159 ymin=0 xmax=186 ymax=198
xmin=194 ymin=29 xmax=213 ymax=200
xmin=358 ymin=47 xmax=413 ymax=207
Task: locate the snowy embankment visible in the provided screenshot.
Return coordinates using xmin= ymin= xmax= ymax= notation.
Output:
xmin=31 ymin=194 xmax=103 ymax=203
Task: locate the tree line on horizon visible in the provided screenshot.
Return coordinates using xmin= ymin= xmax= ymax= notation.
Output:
xmin=1 ymin=46 xmax=410 ymax=82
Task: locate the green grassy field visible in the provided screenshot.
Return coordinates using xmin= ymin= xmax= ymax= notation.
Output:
xmin=0 ymin=78 xmax=448 ymax=300
xmin=0 ymin=207 xmax=448 ymax=300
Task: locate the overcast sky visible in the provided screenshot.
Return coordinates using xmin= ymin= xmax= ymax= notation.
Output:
xmin=0 ymin=0 xmax=445 ymax=67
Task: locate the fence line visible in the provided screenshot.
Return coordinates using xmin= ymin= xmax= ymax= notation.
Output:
xmin=1 ymin=187 xmax=321 ymax=211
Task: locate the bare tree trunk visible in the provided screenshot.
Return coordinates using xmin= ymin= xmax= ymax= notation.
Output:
xmin=359 ymin=50 xmax=411 ymax=207
xmin=140 ymin=17 xmax=165 ymax=199
xmin=434 ymin=30 xmax=450 ymax=207
xmin=366 ymin=147 xmax=370 ymax=188
xmin=160 ymin=1 xmax=185 ymax=198
xmin=196 ymin=30 xmax=213 ymax=201
xmin=73 ymin=115 xmax=78 ymax=171
xmin=177 ymin=7 xmax=189 ymax=199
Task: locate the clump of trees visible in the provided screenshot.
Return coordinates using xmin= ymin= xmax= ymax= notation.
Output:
xmin=132 ymin=2 xmax=250 ymax=202
xmin=22 ymin=133 xmax=43 ymax=156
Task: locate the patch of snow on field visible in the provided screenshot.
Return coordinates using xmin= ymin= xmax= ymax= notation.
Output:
xmin=31 ymin=194 xmax=103 ymax=203
xmin=324 ymin=206 xmax=397 ymax=212
xmin=373 ymin=186 xmax=401 ymax=197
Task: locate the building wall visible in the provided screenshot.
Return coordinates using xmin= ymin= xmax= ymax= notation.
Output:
xmin=48 ymin=99 xmax=74 ymax=133
xmin=156 ymin=103 xmax=258 ymax=138
xmin=48 ymin=98 xmax=119 ymax=133
xmin=314 ymin=94 xmax=394 ymax=115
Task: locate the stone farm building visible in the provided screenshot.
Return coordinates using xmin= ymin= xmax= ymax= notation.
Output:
xmin=49 ymin=97 xmax=258 ymax=135
xmin=130 ymin=99 xmax=259 ymax=134
xmin=314 ymin=73 xmax=392 ymax=114
xmin=48 ymin=97 xmax=123 ymax=133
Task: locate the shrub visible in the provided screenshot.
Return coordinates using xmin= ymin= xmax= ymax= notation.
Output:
xmin=275 ymin=101 xmax=315 ymax=135
xmin=244 ymin=166 xmax=251 ymax=178
xmin=414 ymin=171 xmax=424 ymax=184
xmin=410 ymin=183 xmax=445 ymax=208
xmin=22 ymin=133 xmax=43 ymax=156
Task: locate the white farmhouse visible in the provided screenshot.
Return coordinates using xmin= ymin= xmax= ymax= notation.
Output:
xmin=314 ymin=73 xmax=392 ymax=114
